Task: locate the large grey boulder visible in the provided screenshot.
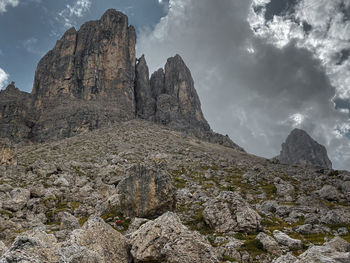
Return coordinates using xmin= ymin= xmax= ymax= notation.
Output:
xmin=2 ymin=188 xmax=30 ymax=212
xmin=130 ymin=212 xmax=219 ymax=263
xmin=315 ymin=185 xmax=342 ymax=201
xmin=298 ymin=237 xmax=350 ymax=263
xmin=60 ymin=216 xmax=130 ymax=263
xmin=116 ymin=165 xmax=176 ymax=218
xmin=0 ymin=228 xmax=60 ymax=263
xmin=203 ymin=191 xmax=261 ymax=233
xmin=276 ymin=128 xmax=332 ymax=169
xmin=256 ymin=232 xmax=282 ymax=256
xmin=273 ymin=230 xmax=303 ymax=250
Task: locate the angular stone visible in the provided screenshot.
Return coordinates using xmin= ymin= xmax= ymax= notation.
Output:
xmin=277 ymin=128 xmax=332 ymax=169
xmin=316 ymin=185 xmax=342 ymax=201
xmin=203 ymin=191 xmax=261 ymax=233
xmin=256 ymin=232 xmax=282 ymax=256
xmin=273 ymin=230 xmax=303 ymax=249
xmin=61 ymin=216 xmax=130 ymax=263
xmin=59 ymin=212 xmax=80 ymax=231
xmin=0 ymin=228 xmax=60 ymax=262
xmin=117 ymin=165 xmax=176 ymax=218
xmin=130 ymin=212 xmax=219 ymax=263
xmin=3 ymin=188 xmax=30 ymax=212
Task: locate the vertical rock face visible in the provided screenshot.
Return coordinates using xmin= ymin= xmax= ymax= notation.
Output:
xmin=33 ymin=9 xmax=136 ymax=112
xmin=30 ymin=9 xmax=137 ymax=141
xmin=134 ymin=55 xmax=156 ymax=120
xmin=277 ymin=128 xmax=332 ymax=169
xmin=0 ymin=83 xmax=33 ymax=142
xmin=155 ymin=55 xmax=210 ymax=132
xmin=135 ymin=54 xmax=210 ymax=133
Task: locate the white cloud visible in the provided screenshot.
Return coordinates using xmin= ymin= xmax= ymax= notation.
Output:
xmin=58 ymin=0 xmax=91 ymax=28
xmin=0 ymin=68 xmax=9 ymax=90
xmin=249 ymin=0 xmax=350 ymax=99
xmin=0 ymin=0 xmax=19 ymax=12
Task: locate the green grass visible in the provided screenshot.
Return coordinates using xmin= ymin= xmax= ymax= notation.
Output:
xmin=174 ymin=177 xmax=186 ymax=188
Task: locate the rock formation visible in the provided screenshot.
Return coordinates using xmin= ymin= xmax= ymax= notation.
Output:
xmin=0 ymin=82 xmax=33 ymax=142
xmin=276 ymin=128 xmax=332 ymax=169
xmin=0 ymin=9 xmax=240 ymax=150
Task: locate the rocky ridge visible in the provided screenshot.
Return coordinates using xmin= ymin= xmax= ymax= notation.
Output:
xmin=276 ymin=128 xmax=332 ymax=169
xmin=0 ymin=120 xmax=350 ymax=262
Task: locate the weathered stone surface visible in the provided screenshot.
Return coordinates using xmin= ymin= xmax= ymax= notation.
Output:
xmin=256 ymin=232 xmax=282 ymax=256
xmin=117 ymin=165 xmax=176 ymax=218
xmin=2 ymin=188 xmax=30 ymax=212
xmin=135 ymin=55 xmax=156 ymax=120
xmin=0 ymin=241 xmax=7 ymax=257
xmin=272 ymin=253 xmax=298 ymax=263
xmin=0 ymin=228 xmax=60 ymax=263
xmin=315 ymin=185 xmax=342 ymax=201
xmin=203 ymin=191 xmax=261 ymax=233
xmin=31 ymin=9 xmax=136 ymax=141
xmin=130 ymin=212 xmax=219 ymax=263
xmin=277 ymin=128 xmax=332 ymax=169
xmin=273 ymin=230 xmax=303 ymax=249
xmin=0 ymin=83 xmax=33 ymax=142
xmin=152 ymin=54 xmax=210 ymax=133
xmin=59 ymin=212 xmax=80 ymax=231
xmin=297 ymin=237 xmax=350 ymax=263
xmin=60 ymin=216 xmax=130 ymax=263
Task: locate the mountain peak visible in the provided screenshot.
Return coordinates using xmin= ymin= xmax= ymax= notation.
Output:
xmin=277 ymin=128 xmax=332 ymax=169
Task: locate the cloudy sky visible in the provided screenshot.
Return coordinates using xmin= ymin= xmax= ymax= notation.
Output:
xmin=1 ymin=0 xmax=350 ymax=170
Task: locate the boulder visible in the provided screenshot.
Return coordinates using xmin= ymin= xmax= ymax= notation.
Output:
xmin=59 ymin=212 xmax=80 ymax=231
xmin=298 ymin=237 xmax=350 ymax=263
xmin=2 ymin=188 xmax=30 ymax=212
xmin=130 ymin=212 xmax=219 ymax=263
xmin=0 ymin=228 xmax=60 ymax=262
xmin=316 ymin=185 xmax=342 ymax=201
xmin=60 ymin=216 xmax=130 ymax=263
xmin=117 ymin=165 xmax=176 ymax=218
xmin=256 ymin=232 xmax=282 ymax=256
xmin=203 ymin=191 xmax=261 ymax=233
xmin=273 ymin=230 xmax=303 ymax=250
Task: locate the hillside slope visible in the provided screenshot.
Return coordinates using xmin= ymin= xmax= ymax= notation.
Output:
xmin=1 ymin=120 xmax=350 ymax=262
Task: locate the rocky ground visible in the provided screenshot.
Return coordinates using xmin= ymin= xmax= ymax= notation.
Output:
xmin=1 ymin=120 xmax=350 ymax=262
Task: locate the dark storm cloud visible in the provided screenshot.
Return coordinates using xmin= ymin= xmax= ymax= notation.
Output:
xmin=138 ymin=0 xmax=350 ymax=169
